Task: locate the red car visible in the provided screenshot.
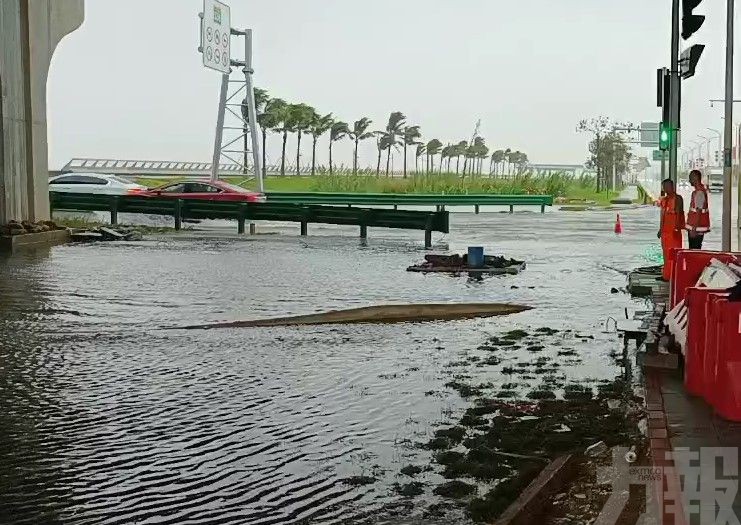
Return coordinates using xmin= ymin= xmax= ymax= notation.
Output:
xmin=142 ymin=179 xmax=266 ymax=202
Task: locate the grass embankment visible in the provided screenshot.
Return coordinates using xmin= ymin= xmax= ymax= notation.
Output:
xmin=136 ymin=173 xmax=619 ymax=205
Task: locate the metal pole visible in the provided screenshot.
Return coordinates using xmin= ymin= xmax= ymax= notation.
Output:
xmin=243 ymin=29 xmax=263 ymax=193
xmin=668 ymin=0 xmax=680 ymax=184
xmin=723 ymin=0 xmax=734 ymax=251
xmin=210 ymin=74 xmax=229 ymax=182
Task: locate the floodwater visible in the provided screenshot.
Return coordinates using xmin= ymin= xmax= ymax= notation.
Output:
xmin=0 ymin=198 xmax=704 ymax=524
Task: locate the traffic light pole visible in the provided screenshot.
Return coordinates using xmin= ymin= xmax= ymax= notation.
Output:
xmin=722 ymin=0 xmax=734 ymax=251
xmin=668 ymin=0 xmax=680 ymax=185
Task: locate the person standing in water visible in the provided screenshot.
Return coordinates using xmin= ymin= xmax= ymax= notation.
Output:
xmin=658 ymin=178 xmax=685 ymax=282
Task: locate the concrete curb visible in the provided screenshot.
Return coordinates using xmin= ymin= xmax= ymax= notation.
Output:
xmin=0 ymin=229 xmax=70 ymax=253
xmin=492 ymin=455 xmax=576 ymax=525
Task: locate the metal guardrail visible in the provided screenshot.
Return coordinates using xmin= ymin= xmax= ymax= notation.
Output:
xmin=265 ymin=192 xmax=553 ymax=213
xmin=50 ymin=192 xmax=449 ymax=248
xmin=61 ymin=158 xmax=244 ymax=176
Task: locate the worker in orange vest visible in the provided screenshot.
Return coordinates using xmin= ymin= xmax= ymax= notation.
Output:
xmin=685 ymin=169 xmax=710 ymax=249
xmin=658 ymin=178 xmax=685 ymax=282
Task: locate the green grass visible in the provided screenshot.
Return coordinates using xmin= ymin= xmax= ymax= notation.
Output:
xmin=135 ymin=171 xmax=619 ymax=205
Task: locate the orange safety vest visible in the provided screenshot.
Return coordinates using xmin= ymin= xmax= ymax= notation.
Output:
xmin=685 ymin=184 xmax=710 ymax=233
xmin=661 ymin=194 xmax=684 ymax=233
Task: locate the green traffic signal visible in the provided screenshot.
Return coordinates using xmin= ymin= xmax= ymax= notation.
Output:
xmin=659 ymin=123 xmax=671 ymax=151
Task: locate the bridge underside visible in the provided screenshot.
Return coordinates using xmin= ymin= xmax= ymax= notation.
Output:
xmin=0 ymin=0 xmax=84 ymax=224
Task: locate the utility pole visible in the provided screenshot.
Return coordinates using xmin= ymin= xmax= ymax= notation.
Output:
xmin=722 ymin=0 xmax=734 ymax=251
xmin=668 ymin=0 xmax=680 ymax=184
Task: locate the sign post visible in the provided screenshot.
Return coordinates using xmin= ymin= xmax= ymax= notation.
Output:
xmin=198 ymin=1 xmax=263 ymax=191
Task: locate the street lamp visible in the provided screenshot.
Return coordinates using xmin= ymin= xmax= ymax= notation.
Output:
xmin=707 ymin=128 xmax=722 ymax=167
xmin=698 ymin=135 xmax=711 ymax=169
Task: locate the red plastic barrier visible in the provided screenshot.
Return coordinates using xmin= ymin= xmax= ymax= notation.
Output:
xmin=671 ymin=250 xmax=739 ymax=308
xmin=684 ymin=288 xmax=725 ymax=396
xmin=713 ymin=301 xmax=741 ymax=422
xmin=702 ymin=293 xmax=730 ymax=408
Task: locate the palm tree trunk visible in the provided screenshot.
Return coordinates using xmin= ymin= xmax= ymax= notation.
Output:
xmin=353 ymin=139 xmax=359 ymax=175
xmin=296 ymin=131 xmax=302 ymax=177
xmin=415 ymin=156 xmax=419 ymax=174
xmin=281 ymin=131 xmax=288 ymax=177
xmin=261 ymin=129 xmax=268 ymax=179
xmin=403 ymin=143 xmax=407 ymax=178
xmin=329 ymin=141 xmax=333 ymax=176
xmin=376 ymin=144 xmax=382 ymax=176
xmin=385 ymin=147 xmax=391 ymax=177
xmin=456 ymin=156 xmax=460 ymax=174
xmin=311 ymin=136 xmax=317 ymax=176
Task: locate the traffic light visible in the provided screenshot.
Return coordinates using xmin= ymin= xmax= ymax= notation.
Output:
xmin=659 ymin=123 xmax=672 ymax=151
xmin=682 ymin=0 xmax=705 ymax=40
xmin=680 ymin=44 xmax=705 ymax=79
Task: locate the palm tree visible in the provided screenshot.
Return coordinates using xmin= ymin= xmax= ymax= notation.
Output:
xmin=455 ymin=141 xmax=467 ymax=174
xmin=287 ymin=103 xmax=317 ymax=177
xmin=518 ymin=152 xmax=529 ymax=174
xmin=415 ymin=143 xmax=426 ymax=174
xmin=401 ymin=125 xmax=422 ymax=178
xmin=426 ymin=139 xmax=442 ymax=174
xmin=472 ymin=137 xmax=488 ymax=176
xmin=504 ymin=148 xmax=513 ymax=176
xmin=490 ymin=149 xmax=505 ymax=176
xmin=379 ymin=112 xmax=406 ymax=176
xmin=275 ymin=103 xmax=297 ymax=177
xmin=309 ymin=113 xmax=334 ymax=176
xmin=328 ymin=121 xmax=349 ymax=175
xmin=256 ymin=97 xmax=287 ymax=178
xmin=348 ymin=117 xmax=373 ymax=175
xmin=378 ymin=133 xmax=399 ymax=177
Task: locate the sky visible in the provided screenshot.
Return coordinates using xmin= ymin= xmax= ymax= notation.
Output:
xmin=47 ymin=0 xmax=733 ymax=171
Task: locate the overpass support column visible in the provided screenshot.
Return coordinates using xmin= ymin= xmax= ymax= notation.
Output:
xmin=0 ymin=0 xmax=84 ymax=224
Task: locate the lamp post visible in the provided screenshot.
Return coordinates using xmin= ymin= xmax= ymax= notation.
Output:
xmin=698 ymin=135 xmax=711 ymax=169
xmin=690 ymin=139 xmax=703 ymax=169
xmin=707 ymin=128 xmax=722 ymax=167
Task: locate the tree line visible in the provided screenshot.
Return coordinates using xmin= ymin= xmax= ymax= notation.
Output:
xmin=245 ymin=90 xmax=529 ymax=178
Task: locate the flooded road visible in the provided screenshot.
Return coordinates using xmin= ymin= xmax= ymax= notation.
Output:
xmin=0 ymin=203 xmax=685 ymax=524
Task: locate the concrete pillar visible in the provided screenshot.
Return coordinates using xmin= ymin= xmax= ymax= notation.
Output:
xmin=0 ymin=0 xmax=84 ymax=224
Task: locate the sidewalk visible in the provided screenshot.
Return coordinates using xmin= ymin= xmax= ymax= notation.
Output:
xmin=632 ymin=269 xmax=741 ymax=523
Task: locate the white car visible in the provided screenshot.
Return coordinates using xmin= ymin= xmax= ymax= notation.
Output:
xmin=49 ymin=173 xmax=146 ymax=195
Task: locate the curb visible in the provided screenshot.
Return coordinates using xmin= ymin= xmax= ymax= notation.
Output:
xmin=492 ymin=455 xmax=576 ymax=525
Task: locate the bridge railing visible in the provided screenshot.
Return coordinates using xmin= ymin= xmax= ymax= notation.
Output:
xmin=50 ymin=192 xmax=449 ymax=248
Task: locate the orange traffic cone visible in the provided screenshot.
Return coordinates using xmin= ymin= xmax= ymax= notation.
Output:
xmin=614 ymin=214 xmax=623 ymax=235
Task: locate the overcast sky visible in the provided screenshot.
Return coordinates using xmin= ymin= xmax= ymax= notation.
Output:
xmin=48 ymin=0 xmax=732 ymax=171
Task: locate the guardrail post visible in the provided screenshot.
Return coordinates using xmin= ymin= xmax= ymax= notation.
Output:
xmin=300 ymin=221 xmax=308 ymax=236
xmin=509 ymin=205 xmax=514 ymax=214
xmin=110 ymin=196 xmax=119 ymax=225
xmin=424 ymin=215 xmax=434 ymax=249
xmin=393 ymin=204 xmax=398 ymax=210
xmin=250 ymin=223 xmax=256 ymax=235
xmin=237 ymin=203 xmax=247 ymax=234
xmin=360 ymin=224 xmax=367 ymax=240
xmin=474 ymin=204 xmax=480 ymax=214
xmin=174 ymin=199 xmax=183 ymax=231
xmin=540 ymin=204 xmax=546 ymax=214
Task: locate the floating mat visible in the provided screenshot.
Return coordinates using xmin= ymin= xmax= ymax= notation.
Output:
xmin=176 ymin=303 xmax=532 ymax=329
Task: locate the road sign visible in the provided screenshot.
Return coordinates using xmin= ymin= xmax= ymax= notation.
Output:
xmin=201 ymin=0 xmax=231 ymax=74
xmin=641 ymin=122 xmax=660 ymax=147
xmin=653 ymin=150 xmax=667 ymax=161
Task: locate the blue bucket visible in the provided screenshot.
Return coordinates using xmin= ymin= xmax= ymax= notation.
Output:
xmin=467 ymin=246 xmax=485 ymax=268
